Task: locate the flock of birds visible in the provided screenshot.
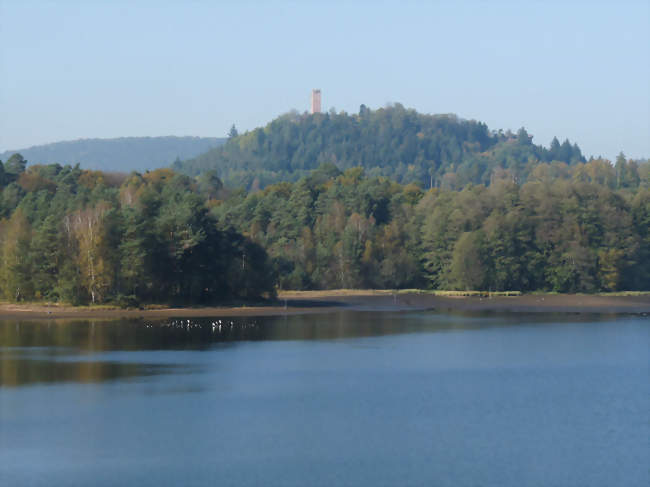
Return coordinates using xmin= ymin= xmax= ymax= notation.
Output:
xmin=143 ymin=318 xmax=260 ymax=336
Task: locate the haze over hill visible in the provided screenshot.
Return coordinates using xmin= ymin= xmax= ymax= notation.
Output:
xmin=174 ymin=105 xmax=588 ymax=190
xmin=1 ymin=136 xmax=225 ymax=173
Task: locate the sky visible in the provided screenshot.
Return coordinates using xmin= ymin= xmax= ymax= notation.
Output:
xmin=1 ymin=0 xmax=649 ymax=160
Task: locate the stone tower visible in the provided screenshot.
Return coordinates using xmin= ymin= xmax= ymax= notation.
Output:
xmin=310 ymin=89 xmax=321 ymax=114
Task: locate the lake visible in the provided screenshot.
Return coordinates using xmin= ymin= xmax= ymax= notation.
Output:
xmin=0 ymin=311 xmax=648 ymax=486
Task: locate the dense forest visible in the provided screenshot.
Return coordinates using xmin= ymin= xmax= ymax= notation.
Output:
xmin=175 ymin=105 xmax=585 ymax=190
xmin=0 ymin=154 xmax=275 ymax=305
xmin=212 ymin=157 xmax=649 ymax=293
xmin=1 ymin=136 xmax=225 ymax=173
xmin=1 ymin=141 xmax=648 ymax=306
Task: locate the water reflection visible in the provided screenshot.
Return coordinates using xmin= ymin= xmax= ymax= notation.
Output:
xmin=1 ymin=312 xmax=647 ymax=487
xmin=1 ymin=349 xmax=188 ymax=387
xmin=0 ymin=311 xmax=622 ymax=388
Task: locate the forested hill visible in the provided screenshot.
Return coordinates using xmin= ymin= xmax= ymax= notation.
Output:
xmin=174 ymin=104 xmax=586 ymax=190
xmin=1 ymin=136 xmax=225 ymax=173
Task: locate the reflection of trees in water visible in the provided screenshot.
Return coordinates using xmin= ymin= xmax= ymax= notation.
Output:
xmin=0 ymin=313 xmax=456 ymax=352
xmin=0 ymin=312 xmax=600 ymax=386
xmin=0 ymin=354 xmax=188 ymax=387
xmin=0 ymin=311 xmax=582 ymax=349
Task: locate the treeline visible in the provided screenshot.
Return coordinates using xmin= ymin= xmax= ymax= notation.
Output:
xmin=0 ymin=152 xmax=648 ymax=306
xmin=213 ymin=157 xmax=649 ymax=292
xmin=0 ymin=154 xmax=275 ymax=304
xmin=175 ymin=104 xmax=585 ymax=190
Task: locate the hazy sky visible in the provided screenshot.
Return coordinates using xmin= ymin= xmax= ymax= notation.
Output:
xmin=1 ymin=0 xmax=649 ymax=160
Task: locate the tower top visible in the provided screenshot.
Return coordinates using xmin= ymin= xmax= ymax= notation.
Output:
xmin=310 ymin=89 xmax=321 ymax=114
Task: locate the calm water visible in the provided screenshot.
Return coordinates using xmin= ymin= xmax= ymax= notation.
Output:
xmin=0 ymin=311 xmax=648 ymax=487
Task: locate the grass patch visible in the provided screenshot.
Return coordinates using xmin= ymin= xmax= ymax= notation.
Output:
xmin=278 ymin=289 xmax=523 ymax=298
xmin=595 ymin=291 xmax=650 ymax=297
xmin=397 ymin=289 xmax=522 ymax=297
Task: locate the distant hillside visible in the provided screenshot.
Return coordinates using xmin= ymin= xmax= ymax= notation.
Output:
xmin=1 ymin=136 xmax=225 ymax=173
xmin=174 ymin=104 xmax=585 ymax=190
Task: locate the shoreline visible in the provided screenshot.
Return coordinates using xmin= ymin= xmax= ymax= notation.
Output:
xmin=0 ymin=291 xmax=648 ymax=320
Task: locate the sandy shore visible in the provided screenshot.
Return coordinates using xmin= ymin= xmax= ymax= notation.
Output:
xmin=0 ymin=291 xmax=648 ymax=320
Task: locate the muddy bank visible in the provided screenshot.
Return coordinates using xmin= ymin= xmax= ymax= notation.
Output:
xmin=281 ymin=291 xmax=650 ymax=314
xmin=0 ymin=291 xmax=648 ymax=321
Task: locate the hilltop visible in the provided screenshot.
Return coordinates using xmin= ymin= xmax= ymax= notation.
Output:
xmin=174 ymin=104 xmax=585 ymax=189
xmin=1 ymin=136 xmax=225 ymax=173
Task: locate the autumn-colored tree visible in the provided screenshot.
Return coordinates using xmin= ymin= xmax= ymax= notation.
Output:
xmin=0 ymin=209 xmax=33 ymax=300
xmin=70 ymin=202 xmax=118 ymax=303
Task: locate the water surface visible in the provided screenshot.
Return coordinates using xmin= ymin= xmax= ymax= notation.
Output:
xmin=1 ymin=311 xmax=648 ymax=486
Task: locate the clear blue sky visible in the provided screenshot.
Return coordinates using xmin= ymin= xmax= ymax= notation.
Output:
xmin=1 ymin=0 xmax=649 ymax=160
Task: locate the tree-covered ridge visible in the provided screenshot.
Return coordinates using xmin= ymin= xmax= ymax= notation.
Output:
xmin=1 ymin=151 xmax=647 ymax=305
xmin=1 ymin=136 xmax=225 ymax=173
xmin=175 ymin=104 xmax=585 ymax=190
xmin=0 ymin=154 xmax=275 ymax=305
xmin=212 ymin=157 xmax=649 ymax=292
